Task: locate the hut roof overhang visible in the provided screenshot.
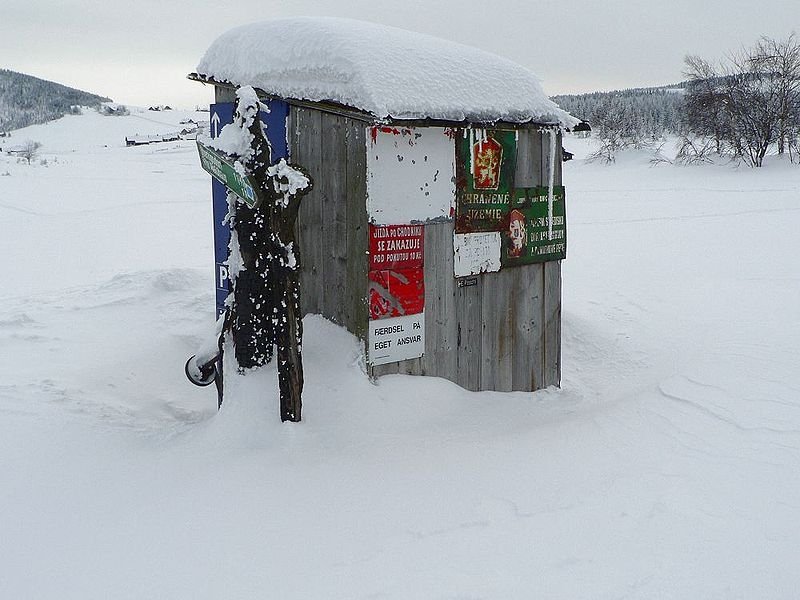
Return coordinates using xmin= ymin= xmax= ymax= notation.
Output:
xmin=191 ymin=17 xmax=577 ymax=128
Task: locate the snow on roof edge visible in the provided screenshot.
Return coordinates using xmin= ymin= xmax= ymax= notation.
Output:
xmin=189 ymin=73 xmax=570 ymax=128
xmin=195 ymin=18 xmax=578 ymax=128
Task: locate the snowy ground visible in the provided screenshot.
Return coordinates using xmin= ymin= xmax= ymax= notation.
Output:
xmin=1 ymin=112 xmax=799 ymax=599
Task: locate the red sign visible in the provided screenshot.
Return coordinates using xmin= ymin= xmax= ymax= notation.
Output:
xmin=369 ymin=268 xmax=424 ymax=320
xmin=369 ymin=224 xmax=424 ymax=271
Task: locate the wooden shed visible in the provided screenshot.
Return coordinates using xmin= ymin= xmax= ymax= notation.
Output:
xmin=190 ymin=17 xmax=576 ymax=393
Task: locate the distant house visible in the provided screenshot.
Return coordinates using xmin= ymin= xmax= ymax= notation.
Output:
xmin=99 ymin=103 xmax=129 ymax=116
xmin=570 ymin=121 xmax=591 ymax=138
xmin=125 ymin=132 xmax=181 ymax=146
xmin=179 ymin=119 xmax=200 ymax=137
xmin=5 ymin=145 xmax=27 ymax=156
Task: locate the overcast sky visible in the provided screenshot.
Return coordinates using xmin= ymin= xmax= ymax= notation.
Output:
xmin=3 ymin=0 xmax=797 ymax=108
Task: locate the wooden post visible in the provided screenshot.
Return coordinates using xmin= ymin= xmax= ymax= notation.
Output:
xmin=225 ymin=88 xmax=312 ymax=422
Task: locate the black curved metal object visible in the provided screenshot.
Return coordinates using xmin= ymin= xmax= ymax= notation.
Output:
xmin=184 ymin=354 xmax=217 ymax=387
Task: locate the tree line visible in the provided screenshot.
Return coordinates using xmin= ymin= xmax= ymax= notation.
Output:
xmin=553 ymin=34 xmax=800 ymax=167
xmin=554 ymin=87 xmax=684 ymax=163
xmin=0 ymin=69 xmax=110 ymax=132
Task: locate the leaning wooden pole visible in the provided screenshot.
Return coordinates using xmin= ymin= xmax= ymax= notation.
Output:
xmin=268 ymin=157 xmax=309 ymax=422
xmin=223 ymin=86 xmax=311 ymax=421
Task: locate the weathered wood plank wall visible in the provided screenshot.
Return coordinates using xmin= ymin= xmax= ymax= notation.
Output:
xmin=289 ymin=107 xmax=369 ymax=340
xmin=370 ymin=223 xmax=561 ymax=391
xmin=290 ymin=108 xmax=561 ymax=392
xmin=370 ymin=128 xmax=562 ymax=391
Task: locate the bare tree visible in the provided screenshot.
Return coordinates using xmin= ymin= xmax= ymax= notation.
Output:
xmin=749 ymin=34 xmax=800 ymax=156
xmin=726 ymin=52 xmax=783 ymax=167
xmin=683 ymin=55 xmax=729 ymax=155
xmin=586 ymin=95 xmax=646 ymax=163
xmin=675 ymin=135 xmax=717 ymax=165
xmin=682 ymin=34 xmax=800 ymax=167
xmin=20 ymin=140 xmax=41 ymax=164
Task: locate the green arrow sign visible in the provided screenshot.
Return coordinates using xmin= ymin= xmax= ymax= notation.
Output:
xmin=197 ymin=140 xmax=259 ymax=207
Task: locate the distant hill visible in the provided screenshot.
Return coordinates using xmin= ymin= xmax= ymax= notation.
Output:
xmin=553 ymin=83 xmax=686 ymax=135
xmin=0 ymin=69 xmax=111 ymax=132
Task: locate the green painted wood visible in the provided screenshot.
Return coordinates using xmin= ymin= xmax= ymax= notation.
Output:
xmin=196 ymin=140 xmax=259 ymax=207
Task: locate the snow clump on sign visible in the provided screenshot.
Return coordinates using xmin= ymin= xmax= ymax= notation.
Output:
xmin=205 ymin=87 xmax=259 ymax=158
xmin=268 ymin=159 xmax=310 ymax=202
xmin=196 ymin=17 xmax=577 ymax=127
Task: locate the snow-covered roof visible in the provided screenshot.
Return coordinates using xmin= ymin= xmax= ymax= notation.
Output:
xmin=195 ymin=17 xmax=577 ymax=127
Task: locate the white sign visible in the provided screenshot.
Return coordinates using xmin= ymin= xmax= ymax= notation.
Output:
xmin=368 ymin=312 xmax=425 ymax=366
xmin=453 ymin=232 xmax=502 ymax=277
xmin=366 ymin=126 xmax=455 ymax=224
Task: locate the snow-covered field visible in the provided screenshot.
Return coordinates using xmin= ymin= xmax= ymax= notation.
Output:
xmin=1 ymin=111 xmax=799 ymax=599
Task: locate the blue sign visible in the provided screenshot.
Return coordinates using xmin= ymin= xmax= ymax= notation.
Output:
xmin=209 ymin=99 xmax=289 ymax=316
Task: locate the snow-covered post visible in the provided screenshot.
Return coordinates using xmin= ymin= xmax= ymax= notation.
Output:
xmin=220 ymin=86 xmax=312 ymax=422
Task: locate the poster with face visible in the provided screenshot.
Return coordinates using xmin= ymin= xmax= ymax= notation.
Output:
xmin=507 ymin=209 xmax=528 ymax=258
xmin=502 ymin=186 xmax=567 ymax=265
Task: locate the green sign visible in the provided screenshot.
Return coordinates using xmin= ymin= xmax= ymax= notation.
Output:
xmin=503 ymin=186 xmax=567 ymax=265
xmin=455 ymin=130 xmax=517 ymax=233
xmin=197 ymin=140 xmax=259 ymax=207
xmin=455 ymin=129 xmax=567 ymax=265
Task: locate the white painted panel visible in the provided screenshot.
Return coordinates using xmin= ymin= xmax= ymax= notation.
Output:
xmin=453 ymin=232 xmax=502 ymax=277
xmin=366 ymin=126 xmax=455 ymax=225
xmin=368 ymin=312 xmax=425 ymax=365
